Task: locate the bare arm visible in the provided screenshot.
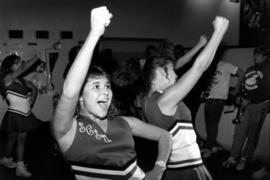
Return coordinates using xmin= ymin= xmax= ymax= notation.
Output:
xmin=3 ymin=55 xmax=39 ymax=86
xmin=121 ymin=116 xmax=172 ymax=180
xmin=159 ymin=16 xmax=229 ymax=115
xmin=175 ymin=35 xmax=208 ymax=70
xmin=53 ymin=7 xmax=112 ymax=140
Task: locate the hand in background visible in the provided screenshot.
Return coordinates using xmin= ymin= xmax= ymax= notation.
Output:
xmin=198 ymin=35 xmax=208 ymax=48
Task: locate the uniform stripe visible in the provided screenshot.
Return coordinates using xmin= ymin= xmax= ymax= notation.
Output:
xmin=72 ymin=160 xmax=136 ymax=176
xmin=6 ymin=90 xmax=28 ymax=98
xmin=7 ymin=109 xmax=31 ymax=116
xmin=73 ymin=166 xmax=136 ymax=179
xmin=168 ymin=157 xmax=202 ymax=165
xmin=170 ymin=121 xmax=194 ymax=136
xmin=70 ymin=156 xmax=137 ymax=170
xmin=167 ymin=120 xmax=192 ymax=131
xmin=167 ymin=158 xmax=203 ymax=169
xmin=70 ymin=159 xmax=141 ymax=179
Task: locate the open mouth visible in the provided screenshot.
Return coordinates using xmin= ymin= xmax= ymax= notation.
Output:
xmin=97 ymin=99 xmax=110 ymax=109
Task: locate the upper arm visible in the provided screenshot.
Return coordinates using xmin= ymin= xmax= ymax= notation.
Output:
xmin=5 ymin=65 xmax=34 ymax=85
xmin=53 ymin=94 xmax=78 ymax=140
xmin=158 ymin=67 xmax=202 ymax=115
xmin=121 ymin=116 xmax=168 ymax=141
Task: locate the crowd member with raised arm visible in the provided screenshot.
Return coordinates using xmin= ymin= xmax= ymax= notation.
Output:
xmin=53 ymin=6 xmax=172 ymax=180
xmin=0 ymin=54 xmax=41 ymax=177
xmin=142 ymin=16 xmax=229 ymax=180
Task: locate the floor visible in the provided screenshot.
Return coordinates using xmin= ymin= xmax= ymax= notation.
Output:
xmin=0 ymin=122 xmax=269 ymax=180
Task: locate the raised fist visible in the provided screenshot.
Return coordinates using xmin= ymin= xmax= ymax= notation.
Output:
xmin=91 ymin=6 xmax=113 ymax=36
xmin=213 ymin=16 xmax=229 ymax=34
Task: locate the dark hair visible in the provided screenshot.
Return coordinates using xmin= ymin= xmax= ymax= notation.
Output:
xmin=254 ymin=45 xmax=270 ymax=60
xmin=174 ymin=44 xmax=185 ymax=53
xmin=78 ymin=66 xmax=111 ymax=97
xmin=87 ymin=66 xmax=110 ymax=81
xmin=0 ymin=54 xmax=20 ymax=77
xmin=145 ymin=45 xmax=157 ymax=59
xmin=0 ymin=54 xmax=20 ymax=98
xmin=141 ymin=55 xmax=174 ymax=95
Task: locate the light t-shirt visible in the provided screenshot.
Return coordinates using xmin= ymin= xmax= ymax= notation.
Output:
xmin=208 ymin=61 xmax=238 ymax=99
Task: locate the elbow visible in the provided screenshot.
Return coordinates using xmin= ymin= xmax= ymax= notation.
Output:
xmin=194 ymin=56 xmax=212 ymax=73
xmin=192 ymin=62 xmax=207 ymax=76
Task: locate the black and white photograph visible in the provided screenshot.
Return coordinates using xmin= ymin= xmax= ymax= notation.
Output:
xmin=0 ymin=0 xmax=270 ymax=180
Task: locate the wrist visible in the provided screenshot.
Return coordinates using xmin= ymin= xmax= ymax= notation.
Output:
xmin=89 ymin=29 xmax=103 ymax=38
xmin=213 ymin=28 xmax=227 ymax=38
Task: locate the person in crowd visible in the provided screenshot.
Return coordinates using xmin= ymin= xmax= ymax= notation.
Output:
xmin=53 ymin=6 xmax=172 ymax=180
xmin=0 ymin=54 xmax=42 ymax=177
xmin=223 ymin=45 xmax=270 ymax=171
xmin=141 ymin=16 xmax=229 ymax=180
xmin=202 ymin=55 xmax=244 ymax=158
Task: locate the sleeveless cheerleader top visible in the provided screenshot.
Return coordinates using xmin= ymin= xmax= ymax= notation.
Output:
xmin=143 ymin=92 xmax=203 ymax=169
xmin=64 ymin=115 xmax=145 ymax=180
